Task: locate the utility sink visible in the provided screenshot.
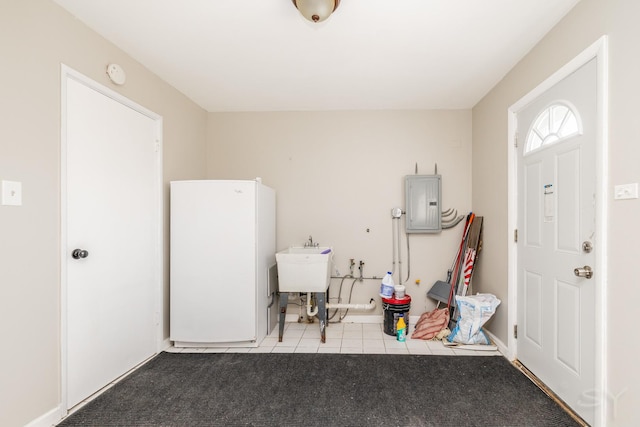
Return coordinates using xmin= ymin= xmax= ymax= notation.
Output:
xmin=276 ymin=246 xmax=333 ymax=292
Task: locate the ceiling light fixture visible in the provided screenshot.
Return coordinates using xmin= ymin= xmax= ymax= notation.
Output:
xmin=292 ymin=0 xmax=340 ymax=23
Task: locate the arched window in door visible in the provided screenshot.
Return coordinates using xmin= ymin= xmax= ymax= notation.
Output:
xmin=524 ymin=102 xmax=582 ymax=154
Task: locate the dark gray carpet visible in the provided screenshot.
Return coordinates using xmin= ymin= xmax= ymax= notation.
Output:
xmin=58 ymin=352 xmax=579 ymax=427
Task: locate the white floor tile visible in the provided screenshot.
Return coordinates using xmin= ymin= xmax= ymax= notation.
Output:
xmin=268 ymin=328 xmax=281 ymax=338
xmin=343 ymin=330 xmax=363 ymax=339
xmin=320 ymin=339 xmax=342 ymax=348
xmin=260 ymin=337 xmax=279 ymax=347
xmin=166 ymin=322 xmax=501 ymax=357
xmin=384 ymin=339 xmax=407 ymax=350
xmin=326 ymin=321 xmax=344 ymax=328
xmin=342 ymin=338 xmax=363 ymax=348
xmin=425 ymin=340 xmax=448 ymax=350
xmin=286 ymin=322 xmax=309 ymax=330
xmin=281 ymin=329 xmax=304 ymax=339
xmin=325 ymin=328 xmax=344 ymax=338
xmin=408 ymin=347 xmax=432 ymax=355
xmin=302 ymin=328 xmax=322 ymax=338
xmin=362 ymin=330 xmax=384 ymax=340
xmin=297 ymin=338 xmax=321 ymax=349
xmin=363 ymin=323 xmax=382 ymax=332
xmin=405 ymin=339 xmax=429 ymax=350
xmin=275 ymin=337 xmax=301 ymax=347
xmin=363 ymin=339 xmax=385 ymax=350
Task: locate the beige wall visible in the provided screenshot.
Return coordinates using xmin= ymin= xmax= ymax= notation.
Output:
xmin=0 ymin=1 xmax=207 ymax=426
xmin=207 ymin=110 xmax=472 ymax=318
xmin=472 ymin=0 xmax=640 ymax=424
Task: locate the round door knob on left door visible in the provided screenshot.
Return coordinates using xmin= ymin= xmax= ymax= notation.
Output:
xmin=72 ymin=249 xmax=89 ymax=259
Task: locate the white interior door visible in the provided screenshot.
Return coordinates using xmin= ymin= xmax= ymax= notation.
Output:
xmin=64 ymin=72 xmax=161 ymax=408
xmin=516 ymin=58 xmax=597 ymax=424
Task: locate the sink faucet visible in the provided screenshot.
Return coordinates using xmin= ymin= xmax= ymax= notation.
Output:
xmin=304 ymin=235 xmax=319 ymax=248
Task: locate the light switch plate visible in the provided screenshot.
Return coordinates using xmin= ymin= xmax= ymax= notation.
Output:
xmin=2 ymin=180 xmax=22 ymax=206
xmin=614 ymin=183 xmax=639 ymax=200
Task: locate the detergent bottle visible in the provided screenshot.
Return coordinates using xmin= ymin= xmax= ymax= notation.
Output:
xmin=396 ymin=315 xmax=407 ymax=342
xmin=380 ymin=272 xmax=394 ymax=298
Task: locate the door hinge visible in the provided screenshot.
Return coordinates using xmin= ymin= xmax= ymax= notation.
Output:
xmin=514 ymin=324 xmax=518 ymax=339
xmin=514 ymin=133 xmax=519 ymax=148
xmin=514 ymin=229 xmax=518 ymax=242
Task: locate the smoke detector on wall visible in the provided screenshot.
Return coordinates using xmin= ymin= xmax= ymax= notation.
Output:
xmin=106 ymin=63 xmax=126 ymax=85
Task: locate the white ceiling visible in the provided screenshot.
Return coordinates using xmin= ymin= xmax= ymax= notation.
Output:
xmin=52 ymin=0 xmax=580 ymax=112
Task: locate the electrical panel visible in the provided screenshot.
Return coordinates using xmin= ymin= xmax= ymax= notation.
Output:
xmin=405 ymin=175 xmax=441 ymax=233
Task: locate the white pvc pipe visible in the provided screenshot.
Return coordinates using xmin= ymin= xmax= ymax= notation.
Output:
xmin=391 ymin=217 xmax=397 ymax=274
xmin=326 ymin=300 xmax=376 ymax=310
xmin=306 ymin=292 xmax=318 ymax=317
xmin=306 ymin=294 xmax=376 ymax=315
xmin=397 ymin=216 xmax=403 ymax=285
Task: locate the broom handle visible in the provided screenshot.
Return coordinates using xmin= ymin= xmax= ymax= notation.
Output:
xmin=448 ymin=213 xmax=475 ymax=307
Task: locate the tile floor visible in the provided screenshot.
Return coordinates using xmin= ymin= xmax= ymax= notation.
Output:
xmin=166 ymin=321 xmax=502 ymax=356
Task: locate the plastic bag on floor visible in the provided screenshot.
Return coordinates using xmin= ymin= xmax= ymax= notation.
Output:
xmin=448 ymin=293 xmax=501 ymax=345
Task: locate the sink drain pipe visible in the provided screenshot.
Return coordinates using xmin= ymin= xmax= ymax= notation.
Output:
xmin=306 ymin=293 xmax=376 ymax=317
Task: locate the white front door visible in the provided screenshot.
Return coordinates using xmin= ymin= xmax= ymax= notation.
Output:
xmin=516 ymin=58 xmax=597 ymax=424
xmin=63 ymin=71 xmax=161 ymax=408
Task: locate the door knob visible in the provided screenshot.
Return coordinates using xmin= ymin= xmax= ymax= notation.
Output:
xmin=72 ymin=249 xmax=89 ymax=259
xmin=574 ymin=265 xmax=593 ymax=279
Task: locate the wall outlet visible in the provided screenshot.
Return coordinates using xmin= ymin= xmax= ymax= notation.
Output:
xmin=1 ymin=180 xmax=22 ymax=206
xmin=614 ymin=183 xmax=638 ymax=200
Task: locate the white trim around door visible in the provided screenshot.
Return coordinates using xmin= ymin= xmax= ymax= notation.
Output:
xmin=507 ymin=36 xmax=608 ymax=426
xmin=60 ymin=64 xmax=164 ymax=415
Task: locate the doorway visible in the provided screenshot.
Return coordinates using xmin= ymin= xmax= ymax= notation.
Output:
xmin=61 ymin=66 xmax=163 ymax=410
xmin=508 ymin=37 xmax=608 ymax=426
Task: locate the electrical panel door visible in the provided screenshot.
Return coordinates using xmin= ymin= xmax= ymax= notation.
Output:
xmin=405 ymin=175 xmax=441 ymax=233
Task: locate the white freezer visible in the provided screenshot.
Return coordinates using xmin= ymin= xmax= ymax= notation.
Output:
xmin=170 ymin=179 xmax=276 ymax=347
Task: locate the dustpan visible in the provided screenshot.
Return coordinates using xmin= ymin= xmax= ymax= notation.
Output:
xmin=427 ymin=280 xmax=452 ymax=305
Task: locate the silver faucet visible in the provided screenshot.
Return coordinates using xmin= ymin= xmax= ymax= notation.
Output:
xmin=304 ymin=235 xmax=319 ymax=248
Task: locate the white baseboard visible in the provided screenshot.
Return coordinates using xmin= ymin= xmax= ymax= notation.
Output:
xmin=161 ymin=337 xmax=172 ymax=351
xmin=483 ymin=329 xmax=510 ymax=358
xmin=24 ymin=405 xmax=62 ymax=427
